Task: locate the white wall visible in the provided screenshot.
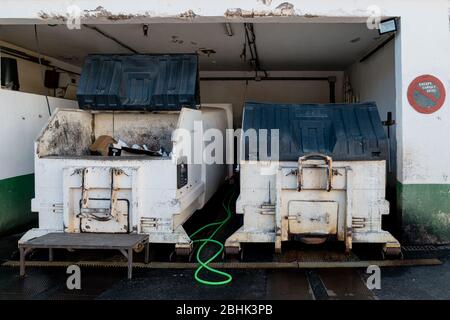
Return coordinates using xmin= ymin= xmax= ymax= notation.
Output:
xmin=347 ymin=41 xmax=395 ymax=120
xmin=0 ymin=89 xmax=78 ymax=180
xmin=0 ymin=40 xmax=80 ymax=98
xmin=346 ymin=40 xmax=396 ymax=182
xmin=200 ymin=70 xmax=344 ymax=126
xmin=394 ymin=3 xmax=450 ymax=185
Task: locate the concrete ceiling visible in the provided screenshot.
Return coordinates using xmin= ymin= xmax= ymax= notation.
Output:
xmin=0 ymin=23 xmax=384 ymax=71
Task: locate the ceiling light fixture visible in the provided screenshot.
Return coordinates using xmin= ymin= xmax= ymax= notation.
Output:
xmin=378 ymin=18 xmax=397 ymax=35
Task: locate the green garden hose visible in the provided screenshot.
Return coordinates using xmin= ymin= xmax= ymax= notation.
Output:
xmin=189 ymin=188 xmax=235 ymax=286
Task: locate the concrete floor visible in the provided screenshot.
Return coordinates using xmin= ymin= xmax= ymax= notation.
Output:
xmin=0 ymin=256 xmax=449 ymax=300
xmin=0 ymin=233 xmax=449 ymax=300
xmin=1 ymin=187 xmax=449 ymax=300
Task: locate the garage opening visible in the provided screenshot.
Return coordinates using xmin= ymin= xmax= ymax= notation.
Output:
xmin=0 ymin=20 xmax=399 ymax=235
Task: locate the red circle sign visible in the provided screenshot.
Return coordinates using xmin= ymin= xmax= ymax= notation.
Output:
xmin=407 ymin=75 xmax=446 ymax=114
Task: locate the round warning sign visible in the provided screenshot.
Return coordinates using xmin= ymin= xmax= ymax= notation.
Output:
xmin=407 ymin=75 xmax=446 ymax=114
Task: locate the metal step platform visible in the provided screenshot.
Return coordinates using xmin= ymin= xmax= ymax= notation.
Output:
xmin=18 ymin=233 xmax=149 ymax=279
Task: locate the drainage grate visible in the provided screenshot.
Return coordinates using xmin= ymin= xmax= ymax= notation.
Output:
xmin=305 ymin=270 xmax=329 ymax=300
xmin=402 ymin=245 xmax=439 ymax=259
xmin=402 ymin=245 xmax=437 ymax=252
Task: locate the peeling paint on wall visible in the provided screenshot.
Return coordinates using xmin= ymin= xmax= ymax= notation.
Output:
xmin=39 ymin=6 xmax=153 ymax=22
xmin=39 ymin=6 xmax=202 ymax=23
xmin=275 ymin=2 xmax=295 ymax=15
xmin=178 ymin=10 xmax=197 ymax=20
xmin=225 ymin=2 xmax=297 ymax=18
xmin=36 ymin=2 xmax=325 ymax=22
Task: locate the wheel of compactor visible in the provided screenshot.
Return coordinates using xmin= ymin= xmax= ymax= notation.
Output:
xmin=225 ymin=246 xmax=243 ymax=261
xmin=382 ymin=246 xmax=403 ymax=260
xmin=133 ymin=243 xmax=145 ymax=253
xmin=169 ymin=246 xmax=193 ymax=262
xmin=175 ymin=246 xmax=192 ymax=257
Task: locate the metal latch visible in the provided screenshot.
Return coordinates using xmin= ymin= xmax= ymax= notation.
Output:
xmin=297 ymin=153 xmax=333 ymax=192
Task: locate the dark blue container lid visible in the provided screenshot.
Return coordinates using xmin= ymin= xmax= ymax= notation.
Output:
xmin=77 ymin=54 xmax=199 ymax=111
xmin=242 ymin=101 xmax=388 ymax=161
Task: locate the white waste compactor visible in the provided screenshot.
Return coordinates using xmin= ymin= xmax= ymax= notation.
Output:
xmin=19 ymin=105 xmax=233 ymax=254
xmin=19 ymin=54 xmax=233 ymax=255
xmin=225 ymin=102 xmax=401 ymax=257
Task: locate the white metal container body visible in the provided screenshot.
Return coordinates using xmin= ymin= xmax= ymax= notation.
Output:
xmin=20 ymin=104 xmax=233 ymax=248
xmin=226 ymin=160 xmax=399 ymax=251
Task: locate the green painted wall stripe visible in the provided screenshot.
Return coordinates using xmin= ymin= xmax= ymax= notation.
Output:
xmin=0 ymin=173 xmax=36 ymax=235
xmin=397 ymin=182 xmax=450 ymax=244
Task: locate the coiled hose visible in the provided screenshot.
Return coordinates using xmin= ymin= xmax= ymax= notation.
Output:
xmin=189 ymin=188 xmax=235 ymax=286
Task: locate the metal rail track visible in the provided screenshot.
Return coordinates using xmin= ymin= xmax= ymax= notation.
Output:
xmin=2 ymin=258 xmax=442 ymax=269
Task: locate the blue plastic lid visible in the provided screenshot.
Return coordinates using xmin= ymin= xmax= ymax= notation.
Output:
xmin=77 ymin=54 xmax=199 ymax=111
xmin=242 ymin=101 xmax=388 ymax=161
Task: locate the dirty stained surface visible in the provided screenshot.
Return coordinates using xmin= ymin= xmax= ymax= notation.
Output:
xmin=38 ymin=3 xmax=299 ymax=22
xmin=38 ymin=110 xmax=178 ymax=157
xmin=1 ymin=234 xmax=449 ymax=300
xmin=1 ymin=186 xmax=449 ymax=300
xmin=37 ymin=111 xmax=93 ymax=157
xmin=0 ymin=253 xmax=449 ymax=299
